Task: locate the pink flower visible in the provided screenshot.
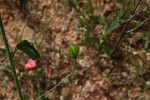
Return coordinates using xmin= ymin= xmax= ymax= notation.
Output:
xmin=24 ymin=59 xmax=37 ymax=70
xmin=47 ymin=68 xmax=54 ymax=77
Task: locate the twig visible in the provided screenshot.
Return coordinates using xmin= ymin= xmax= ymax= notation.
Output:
xmin=131 ymin=0 xmax=142 ymax=14
xmin=120 ymin=0 xmax=150 ymax=24
xmin=126 ymin=16 xmax=150 ymax=33
xmin=111 ymin=0 xmax=142 ymax=56
xmin=111 ymin=22 xmax=129 ymax=56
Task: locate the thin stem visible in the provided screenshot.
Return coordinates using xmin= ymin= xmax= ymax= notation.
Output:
xmin=0 ymin=15 xmax=24 ymax=100
xmin=111 ymin=0 xmax=144 ymax=56
xmin=121 ymin=0 xmax=150 ymax=24
xmin=126 ymin=16 xmax=150 ymax=33
xmin=37 ymin=82 xmax=42 ymax=100
xmin=17 ymin=9 xmax=32 ymax=44
xmin=36 ymin=59 xmax=76 ymax=100
xmin=111 ymin=22 xmax=129 ymax=56
xmin=12 ymin=9 xmax=31 ymax=58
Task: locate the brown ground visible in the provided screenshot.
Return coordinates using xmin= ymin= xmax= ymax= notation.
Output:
xmin=0 ymin=0 xmax=150 ymax=100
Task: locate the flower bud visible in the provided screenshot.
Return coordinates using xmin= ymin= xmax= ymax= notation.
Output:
xmin=68 ymin=44 xmax=79 ymax=59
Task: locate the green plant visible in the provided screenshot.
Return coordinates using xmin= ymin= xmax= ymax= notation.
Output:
xmin=68 ymin=0 xmax=99 ymax=44
xmin=111 ymin=0 xmax=150 ymax=55
xmin=0 ymin=13 xmax=40 ymax=100
xmin=36 ymin=44 xmax=80 ymax=99
xmin=0 ymin=15 xmax=24 ymax=100
xmin=68 ymin=0 xmax=127 ymax=56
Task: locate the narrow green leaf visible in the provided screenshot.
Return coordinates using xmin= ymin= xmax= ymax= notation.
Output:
xmin=116 ymin=9 xmax=124 ymax=20
xmin=17 ymin=40 xmax=40 ymax=60
xmin=105 ymin=21 xmax=119 ymax=35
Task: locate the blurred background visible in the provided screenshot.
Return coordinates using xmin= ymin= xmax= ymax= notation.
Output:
xmin=0 ymin=0 xmax=150 ymax=99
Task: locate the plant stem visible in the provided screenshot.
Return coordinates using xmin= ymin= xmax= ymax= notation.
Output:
xmin=37 ymin=82 xmax=41 ymax=100
xmin=36 ymin=59 xmax=77 ymax=100
xmin=0 ymin=15 xmax=24 ymax=100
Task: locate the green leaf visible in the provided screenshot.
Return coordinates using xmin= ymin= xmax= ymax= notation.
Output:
xmin=105 ymin=21 xmax=119 ymax=35
xmin=116 ymin=9 xmax=124 ymax=20
xmin=17 ymin=40 xmax=40 ymax=60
